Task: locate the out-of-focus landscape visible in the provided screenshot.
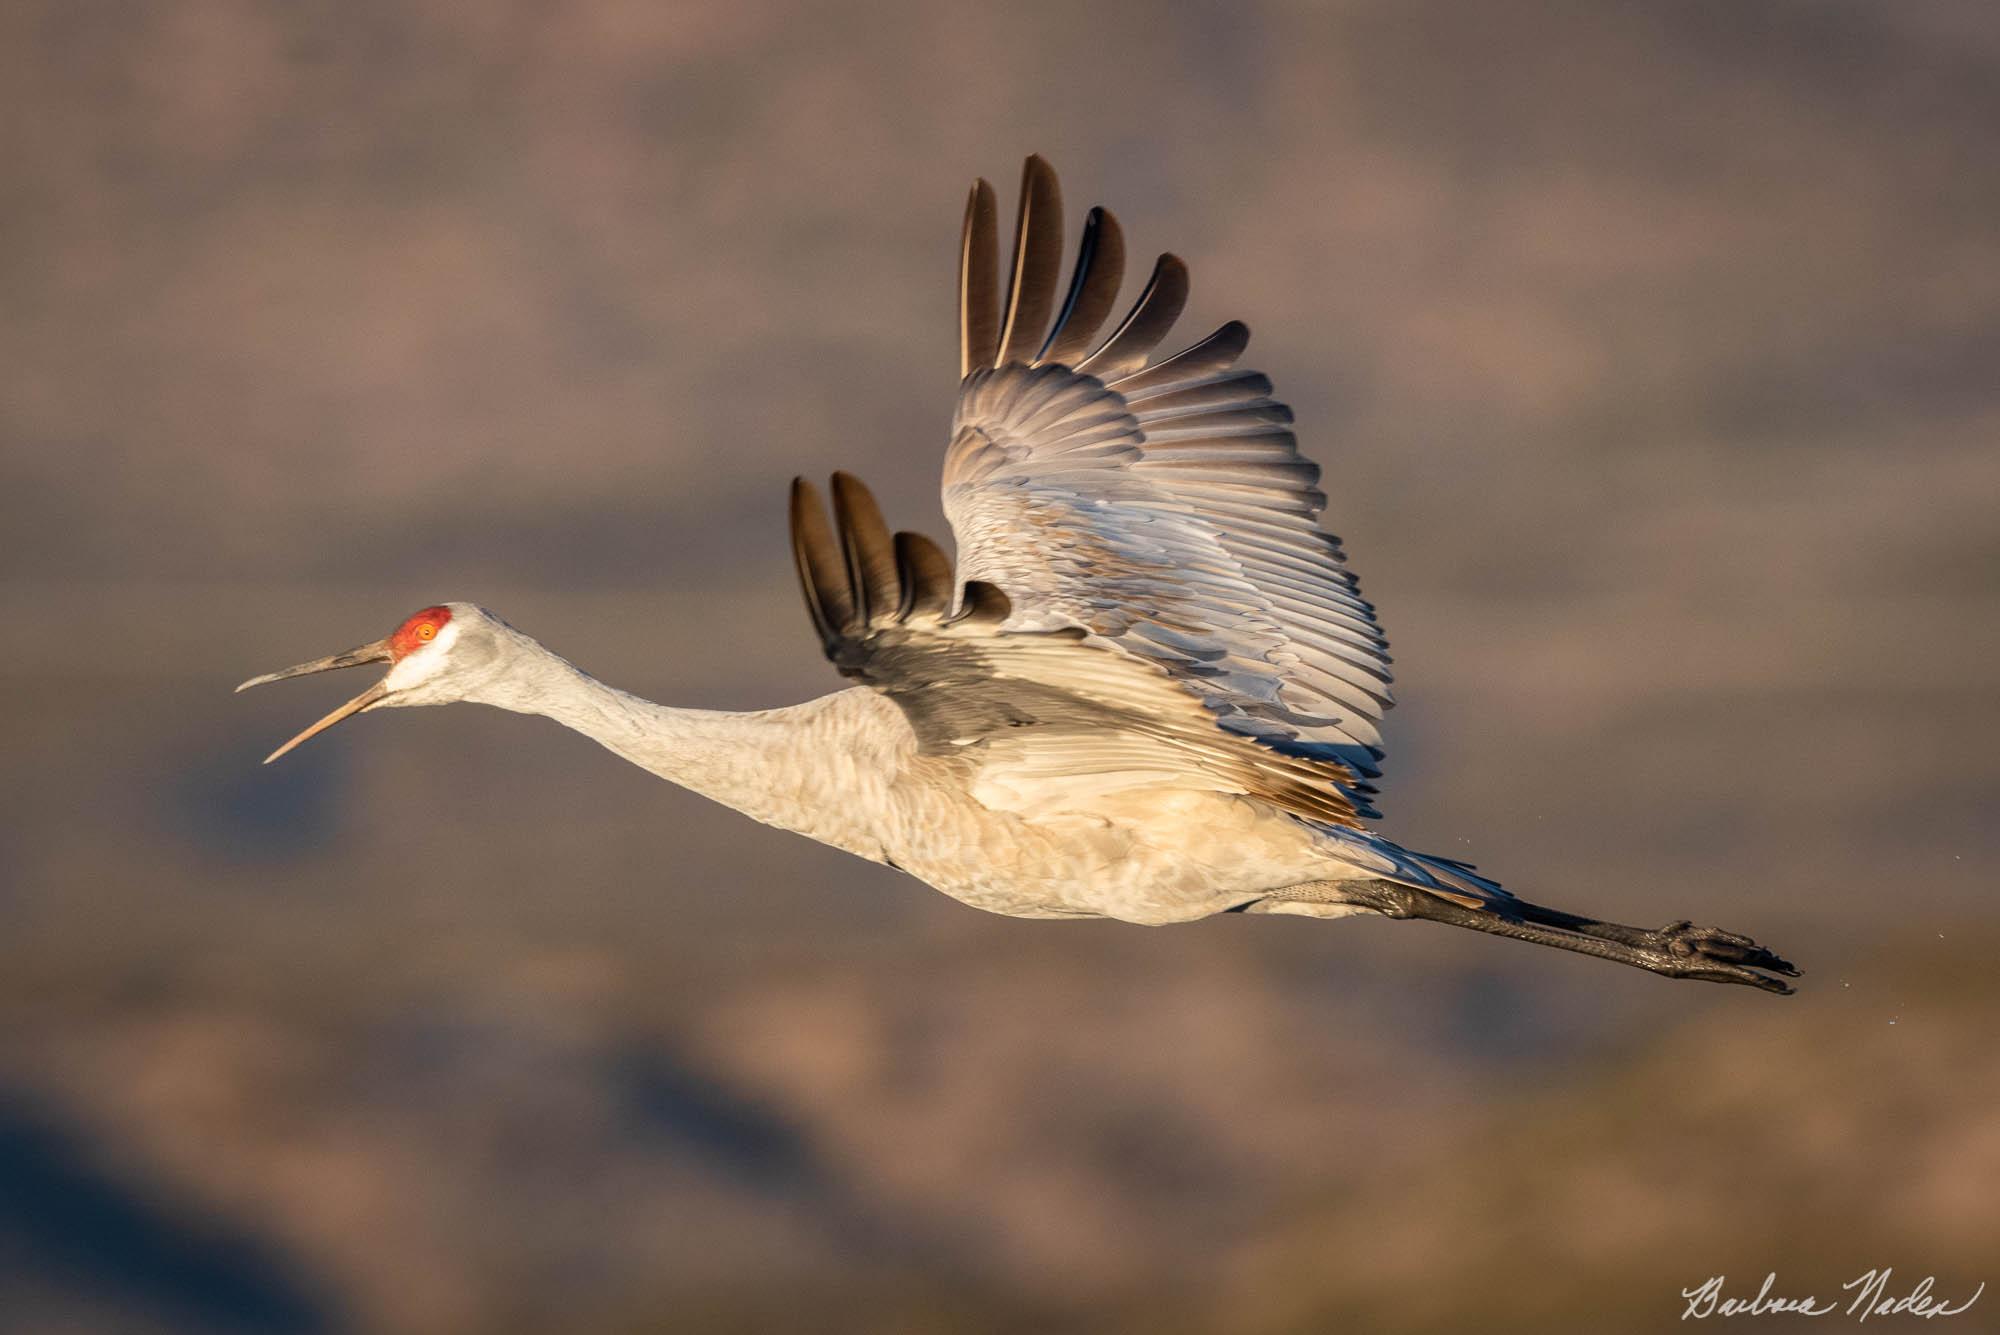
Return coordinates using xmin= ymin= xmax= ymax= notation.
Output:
xmin=3 ymin=2 xmax=1997 ymax=1331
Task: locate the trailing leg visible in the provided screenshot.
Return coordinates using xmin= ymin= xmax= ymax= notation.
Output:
xmin=1263 ymin=879 xmax=1799 ymax=994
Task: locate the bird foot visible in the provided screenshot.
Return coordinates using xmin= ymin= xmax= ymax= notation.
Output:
xmin=1653 ymin=920 xmax=1800 ymax=994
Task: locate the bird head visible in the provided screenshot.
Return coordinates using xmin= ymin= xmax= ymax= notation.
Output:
xmin=237 ymin=601 xmax=505 ymax=762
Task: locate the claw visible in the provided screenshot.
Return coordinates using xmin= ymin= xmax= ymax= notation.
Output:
xmin=1718 ymin=967 xmax=1796 ymax=996
xmin=1659 ymin=921 xmax=1799 ymax=992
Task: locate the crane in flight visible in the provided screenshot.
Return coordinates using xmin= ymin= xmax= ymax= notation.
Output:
xmin=241 ymin=157 xmax=1797 ymax=993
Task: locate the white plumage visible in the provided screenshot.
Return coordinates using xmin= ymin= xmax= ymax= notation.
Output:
xmin=240 ymin=158 xmax=1799 ymax=993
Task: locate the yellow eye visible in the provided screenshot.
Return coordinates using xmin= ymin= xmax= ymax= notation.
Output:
xmin=417 ymin=624 xmax=435 ymax=641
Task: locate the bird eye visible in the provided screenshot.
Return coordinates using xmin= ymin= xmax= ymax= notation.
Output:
xmin=417 ymin=624 xmax=435 ymax=641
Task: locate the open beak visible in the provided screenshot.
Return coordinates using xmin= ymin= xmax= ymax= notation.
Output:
xmin=236 ymin=638 xmax=395 ymax=764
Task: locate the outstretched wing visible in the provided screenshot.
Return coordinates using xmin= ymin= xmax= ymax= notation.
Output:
xmin=943 ymin=157 xmax=1395 ymax=815
xmin=790 ymin=472 xmax=1366 ymax=827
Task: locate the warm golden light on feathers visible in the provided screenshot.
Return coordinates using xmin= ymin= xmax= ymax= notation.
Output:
xmin=235 ymin=159 xmax=1799 ymax=994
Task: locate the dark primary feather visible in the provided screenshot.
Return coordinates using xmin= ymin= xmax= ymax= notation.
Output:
xmin=1074 ymin=253 xmax=1191 ymax=381
xmin=893 ymin=531 xmax=955 ymax=621
xmin=789 ymin=477 xmax=853 ymax=651
xmin=996 ymin=156 xmax=1065 ymax=368
xmin=831 ymin=472 xmax=899 ymax=625
xmin=1113 ymin=321 xmax=1252 ymax=397
xmin=1038 ymin=206 xmax=1126 ymax=366
xmin=957 ymin=180 xmax=1000 ymax=380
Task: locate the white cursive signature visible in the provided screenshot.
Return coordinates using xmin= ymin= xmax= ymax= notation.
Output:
xmin=1681 ymin=1271 xmax=1984 ymax=1322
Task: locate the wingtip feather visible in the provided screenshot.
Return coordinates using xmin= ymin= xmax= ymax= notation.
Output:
xmin=789 ymin=476 xmax=852 ymax=653
xmin=1075 ymin=251 xmax=1191 ymax=380
xmin=1040 ymin=204 xmax=1126 ymax=367
xmin=959 ymin=179 xmax=1001 ymax=380
xmin=830 ymin=472 xmax=899 ymax=624
xmin=995 ymin=156 xmax=1065 ymax=368
xmin=894 ymin=530 xmax=955 ymax=621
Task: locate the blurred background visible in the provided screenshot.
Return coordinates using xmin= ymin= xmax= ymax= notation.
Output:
xmin=3 ymin=1 xmax=1997 ymax=1331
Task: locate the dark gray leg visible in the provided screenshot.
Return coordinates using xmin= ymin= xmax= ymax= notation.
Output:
xmin=1276 ymin=879 xmax=1799 ymax=995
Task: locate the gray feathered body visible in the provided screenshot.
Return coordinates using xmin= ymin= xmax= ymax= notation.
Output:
xmin=449 ymin=622 xmax=1496 ymax=927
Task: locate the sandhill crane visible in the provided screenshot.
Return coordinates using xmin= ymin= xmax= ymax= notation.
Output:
xmin=241 ymin=157 xmax=1797 ymax=993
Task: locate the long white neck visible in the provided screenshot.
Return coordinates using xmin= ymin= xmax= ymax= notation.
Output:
xmin=459 ymin=627 xmax=899 ymax=859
